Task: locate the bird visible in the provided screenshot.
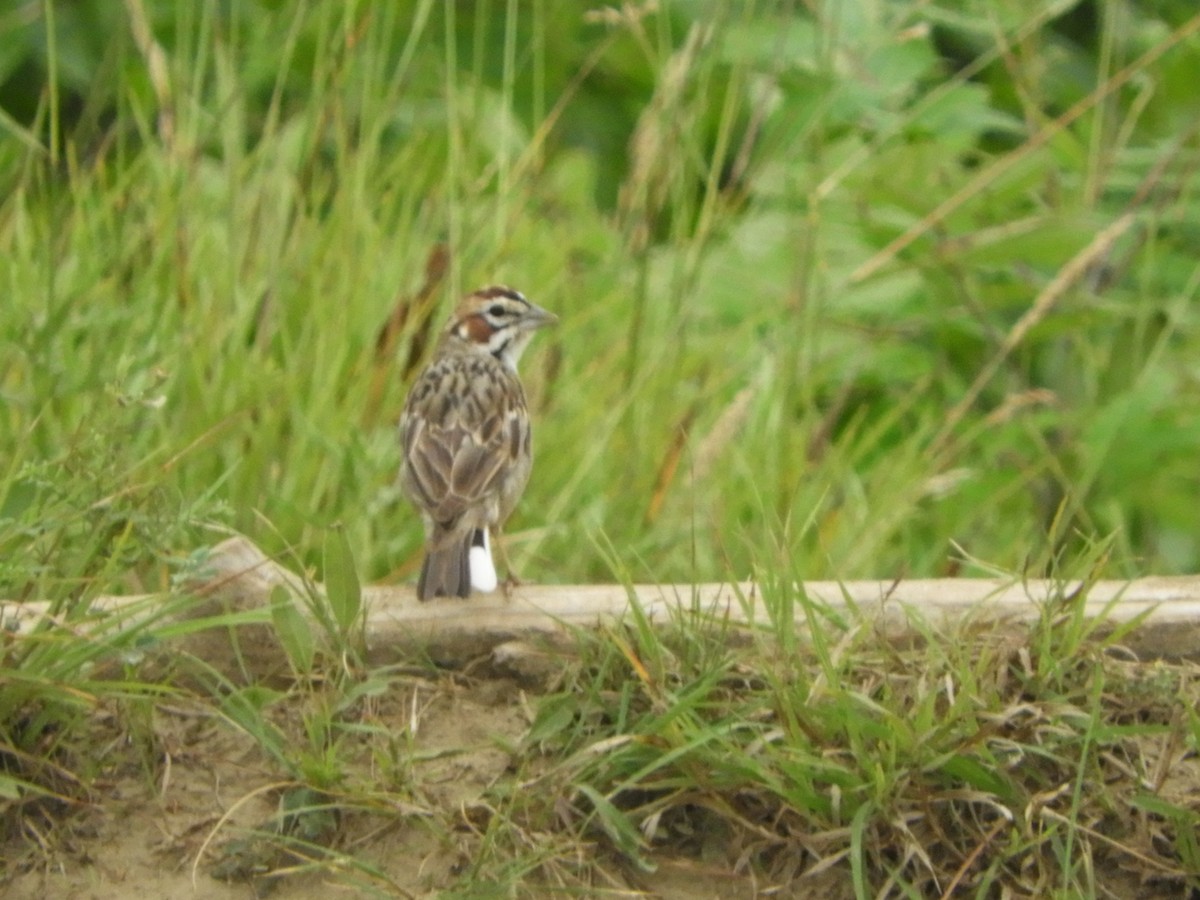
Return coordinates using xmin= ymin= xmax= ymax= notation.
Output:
xmin=398 ymin=286 xmax=557 ymax=600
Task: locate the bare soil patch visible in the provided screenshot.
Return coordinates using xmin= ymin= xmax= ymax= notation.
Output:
xmin=3 ymin=670 xmax=803 ymax=899
xmin=3 ymin=673 xmax=531 ymax=898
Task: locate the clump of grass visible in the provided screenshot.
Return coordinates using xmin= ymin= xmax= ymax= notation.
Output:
xmin=0 ymin=378 xmax=227 ymax=865
xmin=1 ymin=379 xmax=222 ymax=606
xmin=0 ymin=605 xmax=186 ymax=856
xmin=459 ymin=572 xmax=1200 ymax=896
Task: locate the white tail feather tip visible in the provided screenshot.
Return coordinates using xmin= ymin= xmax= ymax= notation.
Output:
xmin=469 ymin=533 xmax=498 ymax=593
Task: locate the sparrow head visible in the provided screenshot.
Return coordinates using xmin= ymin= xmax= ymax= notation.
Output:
xmin=448 ymin=286 xmax=557 ymax=369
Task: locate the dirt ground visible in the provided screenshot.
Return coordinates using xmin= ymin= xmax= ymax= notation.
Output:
xmin=3 ymin=670 xmax=829 ymax=900
xmin=5 ymin=658 xmax=1187 ymax=899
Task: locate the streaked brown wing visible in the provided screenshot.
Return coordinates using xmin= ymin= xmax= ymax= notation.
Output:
xmin=400 ymin=354 xmax=527 ymax=528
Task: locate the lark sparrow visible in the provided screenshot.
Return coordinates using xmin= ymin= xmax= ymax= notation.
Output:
xmin=399 ymin=286 xmax=557 ymax=600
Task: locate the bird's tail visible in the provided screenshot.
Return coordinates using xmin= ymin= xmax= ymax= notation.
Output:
xmin=418 ymin=528 xmax=497 ymax=600
xmin=418 ymin=530 xmax=471 ymax=600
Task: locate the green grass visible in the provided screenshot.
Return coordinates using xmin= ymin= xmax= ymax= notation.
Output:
xmin=3 ymin=0 xmax=1200 ymax=895
xmin=460 ymin=569 xmax=1200 ymax=896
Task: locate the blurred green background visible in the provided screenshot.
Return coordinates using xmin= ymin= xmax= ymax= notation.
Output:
xmin=2 ymin=0 xmax=1199 ymax=601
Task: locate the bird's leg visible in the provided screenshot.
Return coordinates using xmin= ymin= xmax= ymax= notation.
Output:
xmin=492 ymin=528 xmax=525 ymax=598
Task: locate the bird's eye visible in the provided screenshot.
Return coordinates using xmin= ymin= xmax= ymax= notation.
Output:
xmin=487 ymin=304 xmax=507 ymax=317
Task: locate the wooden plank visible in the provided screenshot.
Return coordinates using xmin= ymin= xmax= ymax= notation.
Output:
xmin=5 ymin=537 xmax=1200 ymax=673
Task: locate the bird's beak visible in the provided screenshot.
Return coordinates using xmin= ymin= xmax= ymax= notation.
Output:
xmin=526 ymin=303 xmax=558 ymax=328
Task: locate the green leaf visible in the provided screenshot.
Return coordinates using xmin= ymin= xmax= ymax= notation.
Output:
xmin=270 ymin=584 xmax=315 ymax=676
xmin=850 ymin=800 xmax=874 ymax=900
xmin=218 ymin=686 xmax=291 ymax=770
xmin=526 ymin=693 xmax=580 ymax=749
xmin=0 ymin=774 xmax=23 ymax=801
xmin=323 ymin=524 xmax=362 ymax=639
xmin=936 ymin=753 xmax=1017 ymax=803
xmin=576 ymin=784 xmax=656 ymax=874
